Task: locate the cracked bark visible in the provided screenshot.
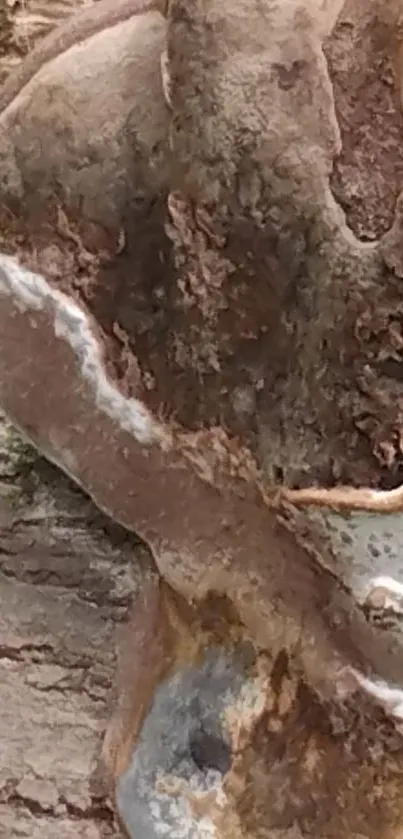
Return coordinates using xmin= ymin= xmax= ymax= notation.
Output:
xmin=0 ymin=415 xmax=150 ymax=839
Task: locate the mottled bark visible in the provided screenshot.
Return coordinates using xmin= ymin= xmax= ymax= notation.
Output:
xmin=2 ymin=2 xmax=403 ymax=839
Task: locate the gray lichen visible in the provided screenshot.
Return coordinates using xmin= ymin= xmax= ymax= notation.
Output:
xmin=0 ymin=415 xmax=42 ymax=500
xmin=118 ymin=644 xmax=262 ymax=839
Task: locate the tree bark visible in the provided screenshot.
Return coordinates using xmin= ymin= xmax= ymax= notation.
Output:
xmin=3 ymin=2 xmax=403 ymax=838
xmin=0 ymin=414 xmax=147 ymax=838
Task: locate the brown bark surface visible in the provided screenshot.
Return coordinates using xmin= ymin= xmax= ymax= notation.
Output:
xmin=0 ymin=414 xmax=145 ymax=838
xmin=0 ymin=5 xmax=163 ymax=835
xmin=4 ymin=2 xmax=403 ymax=838
xmin=0 ymin=5 xmax=128 ymax=833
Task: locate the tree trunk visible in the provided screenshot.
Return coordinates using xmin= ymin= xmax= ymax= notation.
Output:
xmin=2 ymin=2 xmax=403 ymax=838
xmin=0 ymin=415 xmax=147 ymax=838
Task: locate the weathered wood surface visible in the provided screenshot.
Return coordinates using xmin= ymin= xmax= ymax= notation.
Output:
xmin=0 ymin=417 xmax=146 ymax=838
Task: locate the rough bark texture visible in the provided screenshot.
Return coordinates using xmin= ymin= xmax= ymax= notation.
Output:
xmin=3 ymin=1 xmax=403 ymax=838
xmin=0 ymin=413 xmax=155 ymax=838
